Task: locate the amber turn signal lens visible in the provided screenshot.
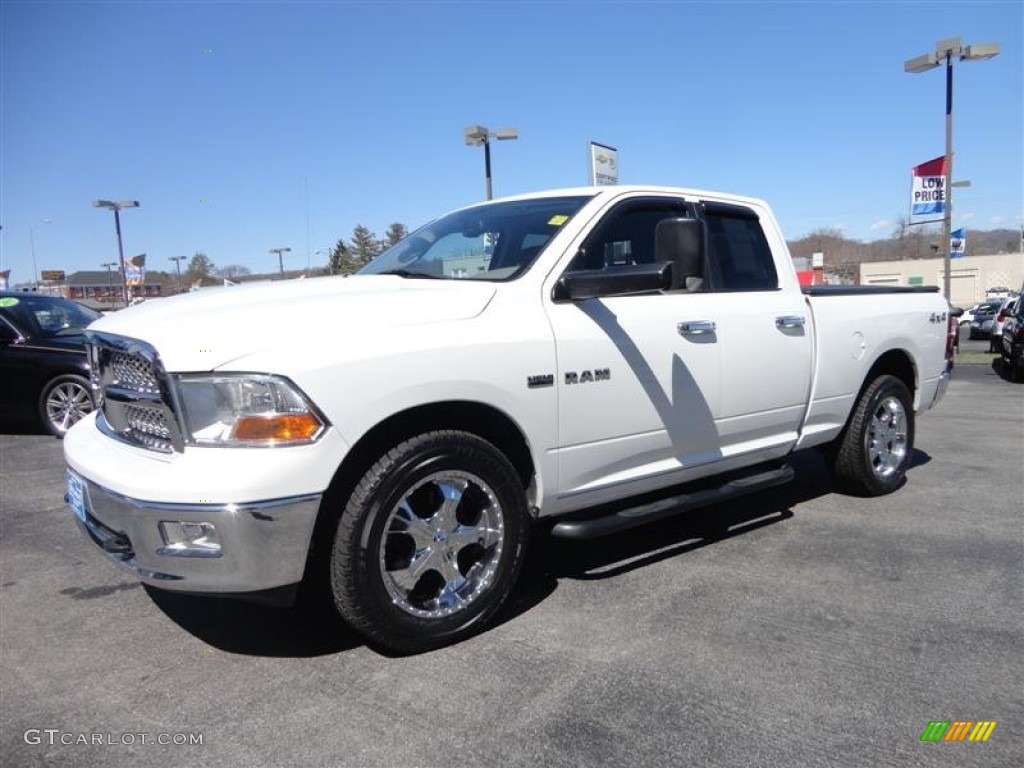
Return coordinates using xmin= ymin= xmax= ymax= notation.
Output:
xmin=230 ymin=413 xmax=321 ymax=443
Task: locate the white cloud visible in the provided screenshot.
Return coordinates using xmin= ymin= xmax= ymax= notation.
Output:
xmin=869 ymin=219 xmax=891 ymax=231
xmin=990 ymin=216 xmax=1006 ymax=224
xmin=959 ymin=212 xmax=975 ymax=222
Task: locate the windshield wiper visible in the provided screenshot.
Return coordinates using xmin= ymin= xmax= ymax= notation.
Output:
xmin=377 ymin=269 xmax=441 ymax=279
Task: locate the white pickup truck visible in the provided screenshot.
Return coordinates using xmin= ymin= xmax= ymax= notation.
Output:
xmin=64 ymin=185 xmax=953 ymax=653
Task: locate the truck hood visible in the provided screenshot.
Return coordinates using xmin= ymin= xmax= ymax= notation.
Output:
xmin=87 ymin=275 xmax=496 ymax=371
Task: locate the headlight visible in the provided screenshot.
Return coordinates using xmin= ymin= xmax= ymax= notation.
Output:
xmin=175 ymin=374 xmax=326 ymax=447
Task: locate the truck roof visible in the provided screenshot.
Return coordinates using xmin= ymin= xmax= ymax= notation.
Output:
xmin=487 ymin=184 xmax=770 ymax=210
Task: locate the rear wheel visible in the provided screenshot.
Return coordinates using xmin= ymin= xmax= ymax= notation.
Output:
xmin=329 ymin=431 xmax=529 ymax=654
xmin=829 ymin=375 xmax=914 ymax=497
xmin=38 ymin=375 xmax=94 ymax=437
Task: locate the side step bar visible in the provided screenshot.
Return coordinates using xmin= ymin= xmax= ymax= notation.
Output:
xmin=550 ymin=464 xmax=795 ymax=541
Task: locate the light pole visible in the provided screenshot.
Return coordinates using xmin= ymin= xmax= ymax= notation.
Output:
xmin=270 ymin=247 xmax=291 ymax=279
xmin=905 ymin=37 xmax=999 ymax=301
xmin=464 ymin=125 xmax=519 ymax=200
xmin=28 ymin=218 xmax=52 ymax=290
xmin=93 ymin=199 xmax=140 ymax=307
xmin=169 ymin=255 xmax=186 ymax=292
xmin=101 ymin=261 xmax=117 ymax=302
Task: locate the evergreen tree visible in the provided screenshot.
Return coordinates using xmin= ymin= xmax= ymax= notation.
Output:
xmin=350 ymin=225 xmax=380 ymax=267
xmin=383 ymin=222 xmax=409 ymax=248
xmin=329 ymin=238 xmax=360 ymax=275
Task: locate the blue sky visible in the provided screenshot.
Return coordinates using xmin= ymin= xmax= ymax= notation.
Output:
xmin=2 ymin=0 xmax=1021 ymax=283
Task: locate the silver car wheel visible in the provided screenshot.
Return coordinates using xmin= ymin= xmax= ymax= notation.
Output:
xmin=378 ymin=470 xmax=504 ymax=619
xmin=868 ymin=395 xmax=907 ymax=478
xmin=45 ymin=379 xmax=94 ymax=435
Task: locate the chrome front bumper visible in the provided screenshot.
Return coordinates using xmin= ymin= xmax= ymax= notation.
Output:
xmin=67 ymin=471 xmax=322 ymax=593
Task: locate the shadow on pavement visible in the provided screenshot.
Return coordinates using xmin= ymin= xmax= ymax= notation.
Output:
xmin=145 ymin=447 xmax=921 ymax=655
xmin=504 ymin=448 xmax=838 ymax=625
xmin=146 ymin=586 xmax=362 ymax=657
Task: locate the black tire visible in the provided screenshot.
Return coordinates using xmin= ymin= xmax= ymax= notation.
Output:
xmin=329 ymin=431 xmax=529 ymax=654
xmin=829 ymin=375 xmax=915 ymax=497
xmin=1012 ymin=359 xmax=1024 ymax=383
xmin=38 ymin=374 xmax=95 ymax=438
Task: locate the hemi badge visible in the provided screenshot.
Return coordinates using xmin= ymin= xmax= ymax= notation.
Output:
xmin=527 ymin=374 xmax=554 ymax=389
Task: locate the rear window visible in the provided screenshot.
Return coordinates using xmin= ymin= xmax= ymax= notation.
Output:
xmin=704 ymin=205 xmax=778 ymax=292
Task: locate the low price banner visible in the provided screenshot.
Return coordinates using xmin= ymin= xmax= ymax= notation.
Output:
xmin=911 ymin=156 xmax=947 ymax=217
xmin=124 ymin=253 xmax=146 ymax=286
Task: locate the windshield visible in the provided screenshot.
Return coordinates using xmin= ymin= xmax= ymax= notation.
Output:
xmin=0 ymin=295 xmax=101 ymax=338
xmin=359 ymin=195 xmax=592 ymax=281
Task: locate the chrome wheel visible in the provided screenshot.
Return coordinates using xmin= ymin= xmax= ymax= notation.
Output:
xmin=379 ymin=470 xmax=505 ymax=619
xmin=867 ymin=395 xmax=907 ymax=478
xmin=44 ymin=378 xmax=94 ymax=436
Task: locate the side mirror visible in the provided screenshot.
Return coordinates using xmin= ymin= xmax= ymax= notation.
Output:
xmin=656 ymin=218 xmax=706 ymax=291
xmin=554 ymin=261 xmax=673 ymax=301
xmin=949 ymin=306 xmax=964 ymax=318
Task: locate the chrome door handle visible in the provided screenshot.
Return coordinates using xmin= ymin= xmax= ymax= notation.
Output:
xmin=776 ymin=316 xmax=806 ymax=329
xmin=678 ymin=320 xmax=716 ymax=336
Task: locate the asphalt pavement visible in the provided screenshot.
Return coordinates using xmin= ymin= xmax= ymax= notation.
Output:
xmin=1 ymin=363 xmax=1021 ymax=767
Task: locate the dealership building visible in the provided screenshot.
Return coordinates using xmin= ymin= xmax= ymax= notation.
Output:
xmin=860 ymin=253 xmax=1023 ymax=307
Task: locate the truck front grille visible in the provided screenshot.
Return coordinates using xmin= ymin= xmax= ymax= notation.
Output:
xmin=109 ymin=351 xmax=162 ymax=393
xmin=85 ymin=332 xmax=185 ymax=453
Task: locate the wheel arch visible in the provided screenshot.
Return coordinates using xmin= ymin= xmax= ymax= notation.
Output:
xmin=827 ymin=348 xmax=917 ymax=453
xmin=862 ymin=348 xmax=916 ymax=406
xmin=305 ymin=401 xmax=537 ymax=584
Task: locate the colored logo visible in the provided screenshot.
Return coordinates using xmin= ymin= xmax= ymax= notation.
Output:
xmin=920 ymin=721 xmax=997 ymax=742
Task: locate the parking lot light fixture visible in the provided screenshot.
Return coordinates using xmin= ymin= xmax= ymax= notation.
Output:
xmin=93 ymin=199 xmax=140 ymax=306
xmin=904 ymin=37 xmax=1000 ymax=301
xmin=101 ymin=261 xmax=117 ymax=300
xmin=463 ymin=125 xmax=519 ymax=200
xmin=270 ymin=247 xmax=292 ymax=279
xmin=169 ymin=256 xmax=187 ymax=292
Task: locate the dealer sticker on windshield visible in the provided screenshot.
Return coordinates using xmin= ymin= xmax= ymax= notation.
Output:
xmin=66 ymin=469 xmax=87 ymax=523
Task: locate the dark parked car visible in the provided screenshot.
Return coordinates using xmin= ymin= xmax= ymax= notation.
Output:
xmin=0 ymin=291 xmax=101 ymax=436
xmin=1000 ymin=297 xmax=1024 ymax=382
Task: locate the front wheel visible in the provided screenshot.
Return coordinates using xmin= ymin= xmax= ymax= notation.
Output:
xmin=329 ymin=431 xmax=529 ymax=654
xmin=829 ymin=375 xmax=915 ymax=497
xmin=38 ymin=374 xmax=95 ymax=437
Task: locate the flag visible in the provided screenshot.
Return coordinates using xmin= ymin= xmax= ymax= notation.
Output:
xmin=950 ymin=228 xmax=966 ymax=258
xmin=124 ymin=253 xmax=146 ymax=286
xmin=911 ymin=156 xmax=946 ymax=216
xmin=0 ymin=269 xmax=9 ymax=290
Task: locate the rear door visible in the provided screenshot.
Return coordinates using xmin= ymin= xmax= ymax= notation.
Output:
xmin=699 ymin=202 xmax=812 ymax=457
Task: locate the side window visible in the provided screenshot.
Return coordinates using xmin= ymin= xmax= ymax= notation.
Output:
xmin=568 ymin=200 xmax=689 ymax=272
xmin=704 ymin=208 xmax=778 ymax=292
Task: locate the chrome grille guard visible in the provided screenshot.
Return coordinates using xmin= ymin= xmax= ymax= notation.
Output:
xmin=84 ymin=331 xmax=186 ymax=453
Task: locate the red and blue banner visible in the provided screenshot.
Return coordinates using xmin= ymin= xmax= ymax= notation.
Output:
xmin=911 ymin=156 xmax=947 ymax=216
xmin=124 ymin=253 xmax=146 ymax=286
